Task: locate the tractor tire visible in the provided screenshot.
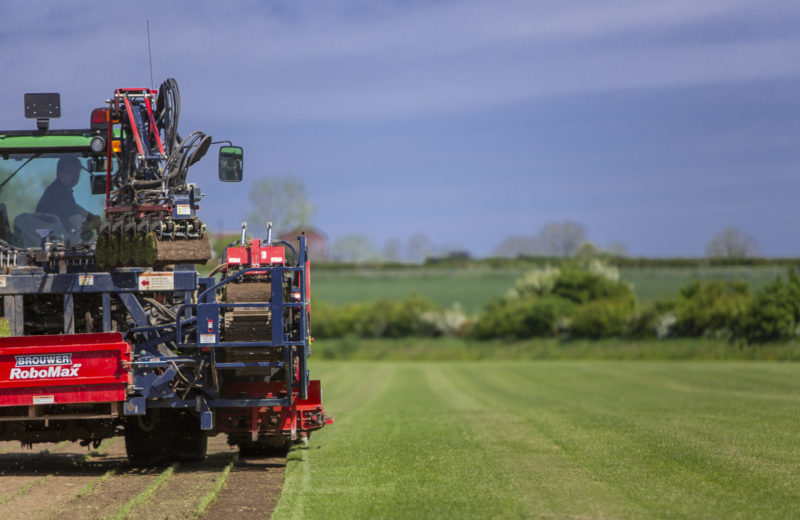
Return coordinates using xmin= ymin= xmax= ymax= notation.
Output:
xmin=124 ymin=412 xmax=168 ymax=466
xmin=169 ymin=411 xmax=208 ymax=463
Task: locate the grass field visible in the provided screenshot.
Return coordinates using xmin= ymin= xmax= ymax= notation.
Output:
xmin=619 ymin=265 xmax=786 ymax=303
xmin=312 ymin=267 xmax=523 ymax=314
xmin=274 ymin=360 xmax=800 ymax=519
xmin=311 ymin=265 xmax=788 ymax=312
xmin=312 ymin=336 xmax=800 ymax=361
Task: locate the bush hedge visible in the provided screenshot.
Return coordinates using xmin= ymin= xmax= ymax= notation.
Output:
xmin=309 ymin=261 xmax=800 ymax=344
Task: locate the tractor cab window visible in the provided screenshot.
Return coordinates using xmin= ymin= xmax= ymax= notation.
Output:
xmin=0 ymin=153 xmax=106 ymax=247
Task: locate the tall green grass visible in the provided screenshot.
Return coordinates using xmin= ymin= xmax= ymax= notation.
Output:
xmin=274 ymin=361 xmax=800 ymax=519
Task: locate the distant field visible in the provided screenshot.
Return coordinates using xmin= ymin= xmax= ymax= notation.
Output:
xmin=311 ymin=265 xmax=789 ymax=312
xmin=620 ymin=265 xmax=786 ymax=303
xmin=312 ymin=268 xmax=524 ymax=314
xmin=274 ymin=360 xmax=800 ymax=519
xmin=312 ymin=336 xmax=800 ymax=361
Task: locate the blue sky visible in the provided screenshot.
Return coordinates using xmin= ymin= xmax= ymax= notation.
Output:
xmin=2 ymin=1 xmax=799 ymax=257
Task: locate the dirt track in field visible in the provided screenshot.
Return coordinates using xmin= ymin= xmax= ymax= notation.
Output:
xmin=0 ymin=436 xmax=286 ymax=519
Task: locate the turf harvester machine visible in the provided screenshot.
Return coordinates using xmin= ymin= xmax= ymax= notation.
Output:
xmin=0 ymin=79 xmax=331 ymax=464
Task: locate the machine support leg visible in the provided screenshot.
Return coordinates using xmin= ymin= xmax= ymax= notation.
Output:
xmin=184 ymin=291 xmax=192 ymax=319
xmin=118 ymin=293 xmax=151 ymax=331
xmin=63 ymin=293 xmax=74 ymax=334
xmin=298 ymin=344 xmax=308 ymax=399
xmin=102 ymin=292 xmax=111 ymax=332
xmin=4 ymin=295 xmax=23 ymax=336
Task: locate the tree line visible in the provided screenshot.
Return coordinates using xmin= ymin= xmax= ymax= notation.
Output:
xmin=311 ymin=259 xmax=800 ymax=344
xmin=245 ymin=177 xmax=762 ymax=263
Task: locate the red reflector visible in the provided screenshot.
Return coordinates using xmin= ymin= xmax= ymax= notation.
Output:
xmin=91 ymin=108 xmax=107 ymax=124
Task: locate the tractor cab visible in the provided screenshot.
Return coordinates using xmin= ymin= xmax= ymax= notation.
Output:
xmin=0 ymin=91 xmax=243 ymax=254
xmin=0 ymin=93 xmax=108 ymax=248
xmin=0 ymin=152 xmax=107 ymax=247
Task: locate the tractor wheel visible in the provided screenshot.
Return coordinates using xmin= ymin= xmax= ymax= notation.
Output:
xmin=124 ymin=412 xmax=168 ymax=466
xmin=169 ymin=411 xmax=208 ymax=463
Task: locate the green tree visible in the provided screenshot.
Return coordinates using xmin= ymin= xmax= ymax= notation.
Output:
xmin=537 ymin=221 xmax=587 ymax=257
xmin=705 ymin=226 xmax=759 ymax=258
xmin=246 ymin=176 xmax=313 ymax=235
xmin=743 ymin=270 xmax=800 ymax=343
xmin=673 ymin=280 xmax=751 ymax=337
xmin=330 ymin=233 xmax=379 ymax=263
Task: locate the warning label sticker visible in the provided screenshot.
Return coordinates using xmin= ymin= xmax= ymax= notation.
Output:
xmin=0 ymin=276 xmax=7 ymax=288
xmin=176 ymin=204 xmax=191 ymax=216
xmin=199 ymin=334 xmax=217 ymax=344
xmin=33 ymin=395 xmax=55 ymax=405
xmin=138 ymin=272 xmax=175 ymax=291
xmin=78 ymin=275 xmax=94 ymax=286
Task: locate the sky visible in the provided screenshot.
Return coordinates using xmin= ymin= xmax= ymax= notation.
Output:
xmin=1 ymin=0 xmax=800 ymax=257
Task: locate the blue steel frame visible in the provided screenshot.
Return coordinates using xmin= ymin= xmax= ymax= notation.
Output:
xmin=0 ymin=236 xmax=311 ymax=431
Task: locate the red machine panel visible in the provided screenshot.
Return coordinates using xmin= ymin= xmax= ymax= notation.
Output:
xmin=227 ymin=240 xmax=285 ymax=268
xmin=0 ymin=332 xmax=132 ymax=407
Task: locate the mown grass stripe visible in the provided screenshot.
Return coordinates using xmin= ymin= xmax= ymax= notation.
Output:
xmin=447 ymin=361 xmax=800 ymax=519
xmin=285 ymin=446 xmax=310 ymax=520
xmin=109 ymin=463 xmax=178 ymax=520
xmin=274 ymin=360 xmax=800 ymax=519
xmin=428 ymin=363 xmax=645 ymax=518
xmin=275 ymin=363 xmax=525 ymax=519
xmin=0 ymin=475 xmax=49 ymax=506
xmin=193 ymin=454 xmax=238 ymax=517
xmin=272 ymin=363 xmax=396 ymax=519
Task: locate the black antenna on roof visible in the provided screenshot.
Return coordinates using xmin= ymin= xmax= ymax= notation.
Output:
xmin=146 ymin=20 xmax=154 ymax=89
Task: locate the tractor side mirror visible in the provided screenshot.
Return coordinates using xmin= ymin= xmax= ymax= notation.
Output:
xmin=219 ymin=146 xmax=243 ymax=182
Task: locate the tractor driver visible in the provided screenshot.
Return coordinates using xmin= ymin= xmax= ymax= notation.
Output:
xmin=36 ymin=157 xmax=101 ymax=239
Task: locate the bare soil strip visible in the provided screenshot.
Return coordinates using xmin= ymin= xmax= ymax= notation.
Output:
xmin=45 ymin=459 xmax=164 ymax=520
xmin=0 ymin=435 xmax=287 ymax=520
xmin=202 ymin=451 xmax=286 ymax=520
xmin=0 ymin=440 xmax=94 ymax=512
xmin=124 ymin=436 xmax=238 ymax=520
xmin=0 ymin=439 xmax=126 ymax=520
xmin=111 ymin=463 xmax=178 ymax=520
xmin=0 ymin=441 xmax=19 ymax=454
